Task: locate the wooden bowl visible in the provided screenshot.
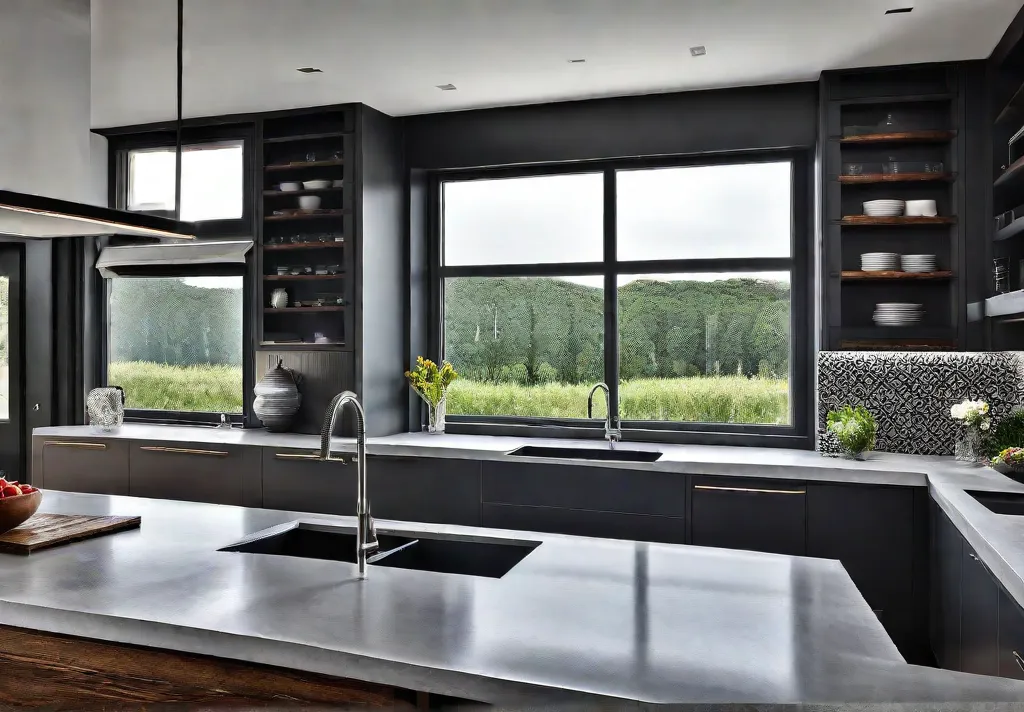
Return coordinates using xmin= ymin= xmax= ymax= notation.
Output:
xmin=0 ymin=490 xmax=41 ymax=535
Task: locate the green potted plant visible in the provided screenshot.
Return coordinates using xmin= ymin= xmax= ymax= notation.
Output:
xmin=405 ymin=356 xmax=458 ymax=434
xmin=826 ymin=405 xmax=877 ymax=460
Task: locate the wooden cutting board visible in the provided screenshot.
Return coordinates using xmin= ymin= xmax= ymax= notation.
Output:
xmin=0 ymin=514 xmax=141 ymax=555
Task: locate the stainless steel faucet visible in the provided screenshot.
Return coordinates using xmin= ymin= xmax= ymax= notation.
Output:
xmin=587 ymin=383 xmax=621 ymax=443
xmin=320 ymin=391 xmax=378 ymax=579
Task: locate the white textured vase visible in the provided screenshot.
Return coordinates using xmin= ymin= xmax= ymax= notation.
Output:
xmin=270 ymin=288 xmax=289 ymax=309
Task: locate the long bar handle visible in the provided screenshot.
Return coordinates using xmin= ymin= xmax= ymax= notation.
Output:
xmin=694 ymin=484 xmax=805 ymax=495
xmin=275 ymin=452 xmax=350 ymax=463
xmin=139 ymin=446 xmax=229 ymax=457
xmin=43 ymin=441 xmax=107 ymax=450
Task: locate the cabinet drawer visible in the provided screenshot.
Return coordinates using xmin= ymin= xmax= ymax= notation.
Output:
xmin=368 ymin=456 xmax=480 ymax=526
xmin=480 ymin=503 xmax=685 ymax=544
xmin=691 ymin=477 xmax=806 ymax=556
xmin=39 ymin=438 xmax=130 ymax=495
xmin=262 ymin=448 xmax=356 ymax=516
xmin=961 ymin=544 xmax=1000 ymax=677
xmin=129 ymin=441 xmax=261 ymax=506
xmin=999 ymin=588 xmax=1024 ymax=681
xmin=481 ymin=461 xmax=685 ymax=517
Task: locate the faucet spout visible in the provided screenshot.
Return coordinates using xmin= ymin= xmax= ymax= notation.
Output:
xmin=587 ymin=383 xmax=621 ymax=443
xmin=321 ymin=391 xmax=377 ymax=578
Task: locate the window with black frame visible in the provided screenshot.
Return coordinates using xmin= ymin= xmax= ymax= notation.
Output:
xmin=437 ymin=155 xmax=804 ymax=439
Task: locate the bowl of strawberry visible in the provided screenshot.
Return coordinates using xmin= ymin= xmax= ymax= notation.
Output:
xmin=0 ymin=476 xmax=40 ymax=534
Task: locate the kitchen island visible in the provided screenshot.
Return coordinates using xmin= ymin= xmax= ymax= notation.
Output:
xmin=1 ymin=492 xmax=1024 ymax=707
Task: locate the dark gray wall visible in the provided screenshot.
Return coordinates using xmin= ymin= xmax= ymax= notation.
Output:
xmin=403 ymin=82 xmax=819 ymax=169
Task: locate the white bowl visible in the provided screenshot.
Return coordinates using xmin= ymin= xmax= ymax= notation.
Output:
xmin=298 ymin=195 xmax=322 ymax=210
xmin=279 ymin=182 xmax=301 ymax=192
xmin=905 ymin=199 xmax=938 ymax=217
xmin=302 ymin=179 xmax=332 ymax=190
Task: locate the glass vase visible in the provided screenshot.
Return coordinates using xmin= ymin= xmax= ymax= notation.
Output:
xmin=954 ymin=428 xmax=984 ymax=464
xmin=426 ymin=396 xmax=446 ymax=435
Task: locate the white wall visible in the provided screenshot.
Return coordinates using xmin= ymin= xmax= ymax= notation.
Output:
xmin=0 ymin=0 xmax=91 ymax=203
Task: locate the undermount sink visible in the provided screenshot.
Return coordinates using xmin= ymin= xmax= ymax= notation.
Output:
xmin=966 ymin=490 xmax=1024 ymax=516
xmin=220 ymin=522 xmax=539 ymax=579
xmin=506 ymin=445 xmax=663 ymax=462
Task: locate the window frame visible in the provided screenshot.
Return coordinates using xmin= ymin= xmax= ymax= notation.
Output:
xmin=103 ymin=124 xmax=257 ymax=426
xmin=428 ymin=150 xmax=812 ymax=448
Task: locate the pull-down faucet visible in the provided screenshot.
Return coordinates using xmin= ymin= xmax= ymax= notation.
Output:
xmin=320 ymin=391 xmax=378 ymax=579
xmin=587 ymin=383 xmax=621 ymax=443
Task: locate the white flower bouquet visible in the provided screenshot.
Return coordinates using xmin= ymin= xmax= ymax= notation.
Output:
xmin=950 ymin=399 xmax=991 ymax=432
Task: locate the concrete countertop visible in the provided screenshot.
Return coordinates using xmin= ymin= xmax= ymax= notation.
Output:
xmin=4 ymin=491 xmax=1024 ymax=706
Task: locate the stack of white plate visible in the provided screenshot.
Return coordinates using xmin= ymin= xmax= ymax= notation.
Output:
xmin=863 ymin=199 xmax=905 ymax=217
xmin=861 ymin=252 xmax=899 ymax=271
xmin=873 ymin=303 xmax=924 ymax=326
xmin=900 ymin=254 xmax=937 ymax=273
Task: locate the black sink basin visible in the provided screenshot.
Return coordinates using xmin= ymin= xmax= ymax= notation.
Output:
xmin=966 ymin=490 xmax=1024 ymax=515
xmin=372 ymin=535 xmax=538 ymax=578
xmin=506 ymin=445 xmax=663 ymax=462
xmin=220 ymin=523 xmax=539 ymax=578
xmin=219 ymin=524 xmax=415 ymax=564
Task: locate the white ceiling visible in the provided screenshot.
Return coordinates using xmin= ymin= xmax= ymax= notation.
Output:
xmin=91 ymin=0 xmax=1023 ymax=128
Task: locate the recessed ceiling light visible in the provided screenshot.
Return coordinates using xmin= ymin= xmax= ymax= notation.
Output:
xmin=296 ymin=67 xmax=323 ymax=73
xmin=690 ymin=46 xmax=707 ymax=57
xmin=436 ymin=83 xmax=457 ymax=91
xmin=568 ymin=58 xmax=586 ymax=64
xmin=885 ymin=7 xmax=913 ymax=14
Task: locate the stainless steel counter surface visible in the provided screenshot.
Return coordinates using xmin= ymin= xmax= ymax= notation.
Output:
xmin=4 ymin=491 xmax=1024 ymax=705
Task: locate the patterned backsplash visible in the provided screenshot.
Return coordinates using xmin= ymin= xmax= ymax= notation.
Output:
xmin=817 ymin=352 xmax=1024 ymax=456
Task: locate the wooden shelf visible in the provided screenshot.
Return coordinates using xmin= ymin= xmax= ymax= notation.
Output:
xmin=841 ymin=270 xmax=952 ymax=281
xmin=263 ymin=241 xmax=344 ymax=251
xmin=838 ymin=130 xmax=956 ymax=144
xmin=263 ymin=274 xmax=344 ymax=281
xmin=265 ymin=209 xmax=348 ymax=222
xmin=264 ymin=306 xmax=345 ymax=313
xmin=263 ymin=131 xmax=349 ymax=144
xmin=834 ymin=93 xmax=955 ymax=106
xmin=839 ymin=339 xmax=957 ymax=351
xmin=263 ymin=187 xmax=343 ymax=197
xmin=259 ymin=341 xmax=347 ymax=350
xmin=839 ymin=173 xmax=955 ymax=184
xmin=838 ymin=216 xmax=956 ymax=226
xmin=264 ymin=159 xmax=344 ymax=171
xmin=985 ymin=291 xmax=1024 ymax=320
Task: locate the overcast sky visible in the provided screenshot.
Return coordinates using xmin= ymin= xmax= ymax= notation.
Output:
xmin=443 ymin=161 xmax=793 ymax=289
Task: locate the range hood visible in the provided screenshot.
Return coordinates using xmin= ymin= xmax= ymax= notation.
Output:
xmin=96 ymin=240 xmax=251 ymax=278
xmin=0 ymin=190 xmax=196 ymax=240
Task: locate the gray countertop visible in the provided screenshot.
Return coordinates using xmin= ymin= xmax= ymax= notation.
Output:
xmin=5 ymin=490 xmax=1024 ymax=706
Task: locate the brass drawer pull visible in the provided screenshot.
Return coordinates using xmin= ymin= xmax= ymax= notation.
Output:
xmin=274 ymin=452 xmax=322 ymax=461
xmin=139 ymin=446 xmax=229 ymax=457
xmin=44 ymin=441 xmax=106 ymax=450
xmin=694 ymin=484 xmax=805 ymax=495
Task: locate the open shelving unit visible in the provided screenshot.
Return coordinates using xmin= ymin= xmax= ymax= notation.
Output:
xmin=821 ymin=64 xmax=965 ymax=352
xmin=258 ymin=107 xmax=353 ymax=350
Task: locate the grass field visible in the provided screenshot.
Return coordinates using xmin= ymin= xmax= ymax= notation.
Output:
xmin=448 ymin=376 xmax=790 ymax=424
xmin=109 ymin=361 xmax=243 ymax=413
xmin=108 ymin=362 xmax=788 ymax=425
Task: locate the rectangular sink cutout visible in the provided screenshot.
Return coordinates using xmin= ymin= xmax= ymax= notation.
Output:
xmin=966 ymin=490 xmax=1024 ymax=516
xmin=220 ymin=522 xmax=540 ymax=578
xmin=506 ymin=445 xmax=663 ymax=462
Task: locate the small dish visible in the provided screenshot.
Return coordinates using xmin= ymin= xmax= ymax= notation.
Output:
xmin=278 ymin=182 xmax=301 ymax=192
xmin=298 ymin=196 xmax=322 ymax=211
xmin=302 ymin=179 xmax=332 ymax=190
xmin=905 ymin=200 xmax=938 ymax=217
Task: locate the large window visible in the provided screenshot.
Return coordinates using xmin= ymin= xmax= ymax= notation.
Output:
xmin=107 ymin=276 xmax=244 ymax=416
xmin=437 ymin=156 xmax=806 ymax=440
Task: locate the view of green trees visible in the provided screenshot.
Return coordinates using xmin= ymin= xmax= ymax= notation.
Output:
xmin=109 ymin=278 xmax=243 ymax=412
xmin=444 ymin=276 xmax=791 ymax=424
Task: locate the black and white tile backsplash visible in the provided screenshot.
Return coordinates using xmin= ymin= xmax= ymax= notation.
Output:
xmin=817 ymin=351 xmax=1024 ymax=456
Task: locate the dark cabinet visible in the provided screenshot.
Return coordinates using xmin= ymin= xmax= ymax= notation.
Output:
xmin=691 ymin=477 xmax=805 ymax=556
xmin=961 ymin=542 xmax=1000 ymax=676
xmin=480 ymin=503 xmax=686 ymax=544
xmin=129 ymin=441 xmax=261 ymax=507
xmin=931 ymin=501 xmax=962 ymax=671
xmin=807 ymin=484 xmax=920 ymax=661
xmin=262 ymin=448 xmax=356 ymax=515
xmin=37 ymin=437 xmax=130 ymax=495
xmin=999 ymin=587 xmax=1024 ymax=680
xmin=367 ymin=456 xmax=480 ymax=526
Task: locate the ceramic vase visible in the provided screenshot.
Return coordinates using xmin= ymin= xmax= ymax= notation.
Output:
xmin=87 ymin=386 xmax=125 ymax=432
xmin=270 ymin=288 xmax=289 ymax=309
xmin=253 ymin=359 xmax=301 ymax=432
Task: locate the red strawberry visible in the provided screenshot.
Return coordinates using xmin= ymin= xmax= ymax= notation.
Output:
xmin=1 ymin=485 xmax=20 ymax=498
xmin=18 ymin=484 xmax=32 ymax=494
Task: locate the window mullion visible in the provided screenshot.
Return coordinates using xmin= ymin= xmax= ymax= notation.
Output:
xmin=603 ymin=169 xmax=619 ymax=427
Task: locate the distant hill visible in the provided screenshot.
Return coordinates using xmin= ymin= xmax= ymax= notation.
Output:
xmin=445 ymin=276 xmax=790 ymax=385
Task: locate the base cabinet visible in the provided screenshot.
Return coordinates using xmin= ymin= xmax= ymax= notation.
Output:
xmin=36 ymin=438 xmax=130 ymax=495
xmin=999 ymin=588 xmax=1024 ymax=680
xmin=262 ymin=448 xmax=356 ymax=516
xmin=931 ymin=501 xmax=962 ymax=670
xmin=367 ymin=456 xmax=480 ymax=527
xmin=960 ymin=542 xmax=1000 ymax=676
xmin=480 ymin=503 xmax=686 ymax=544
xmin=129 ymin=442 xmax=261 ymax=507
xmin=691 ymin=477 xmax=805 ymax=556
